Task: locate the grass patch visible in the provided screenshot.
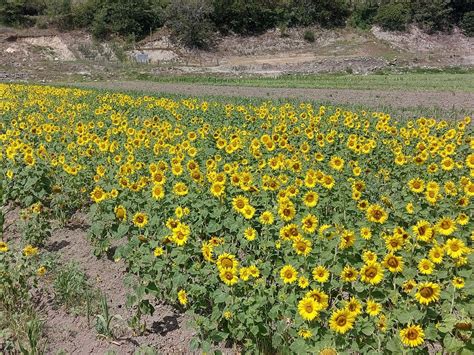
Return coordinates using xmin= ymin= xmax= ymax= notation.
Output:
xmin=133 ymin=70 xmax=474 ymax=92
xmin=53 ymin=262 xmax=100 ymax=318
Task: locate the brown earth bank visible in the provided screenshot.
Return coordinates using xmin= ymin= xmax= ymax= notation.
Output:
xmin=0 ymin=25 xmax=473 ymax=81
xmin=69 ymin=81 xmax=474 ymax=112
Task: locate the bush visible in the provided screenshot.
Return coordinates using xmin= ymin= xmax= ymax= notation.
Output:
xmin=303 ymin=30 xmax=315 ymax=42
xmin=411 ymin=0 xmax=453 ymax=34
xmin=291 ymin=0 xmax=350 ymax=28
xmin=166 ymin=0 xmax=215 ymax=49
xmin=461 ymin=11 xmax=474 ymax=36
xmin=0 ymin=0 xmax=44 ymax=27
xmin=348 ymin=3 xmax=379 ymax=30
xmin=374 ymin=2 xmax=410 ymax=31
xmin=85 ymin=0 xmax=165 ymax=40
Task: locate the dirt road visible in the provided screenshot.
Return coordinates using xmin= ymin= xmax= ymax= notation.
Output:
xmin=72 ymin=81 xmax=474 ymax=111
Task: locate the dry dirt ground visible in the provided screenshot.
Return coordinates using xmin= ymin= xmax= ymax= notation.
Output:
xmin=0 ymin=25 xmax=473 ymax=81
xmin=71 ymin=81 xmax=474 ymax=111
xmin=3 ymin=206 xmax=238 ymax=354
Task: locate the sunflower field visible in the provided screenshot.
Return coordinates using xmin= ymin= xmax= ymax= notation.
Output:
xmin=1 ymin=83 xmax=473 ymax=353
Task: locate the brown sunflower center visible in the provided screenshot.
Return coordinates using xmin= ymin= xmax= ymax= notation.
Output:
xmin=336 ymin=315 xmax=347 ymax=326
xmin=407 ymin=329 xmax=419 ymax=340
xmin=420 ymin=287 xmax=434 ymax=298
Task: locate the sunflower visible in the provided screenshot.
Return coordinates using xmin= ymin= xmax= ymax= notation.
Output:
xmin=259 ymin=211 xmax=274 ymax=225
xmin=412 ymin=220 xmax=433 ymax=242
xmin=91 ymin=186 xmax=107 ymax=203
xmin=278 ymin=201 xmax=296 ymax=222
xmin=298 ymin=276 xmax=309 ymax=289
xmin=329 ymin=308 xmax=356 ymax=334
xmin=219 ymin=269 xmax=238 ymax=286
xmin=360 ymin=262 xmax=384 ymax=285
xmin=366 ymin=204 xmax=388 ymax=224
xmin=172 ymin=182 xmax=188 ymax=196
xmin=201 ymin=242 xmax=213 ymax=262
xmin=132 ymin=212 xmax=148 ymax=228
xmin=408 ymin=178 xmax=425 ymax=193
xmin=232 ymin=195 xmax=248 ymax=212
xmin=344 ymin=297 xmax=362 ymax=316
xmin=114 ymin=205 xmax=127 ymax=221
xmin=400 ymin=324 xmax=425 ymax=347
xmin=178 ymin=290 xmax=187 ymax=306
xmin=151 ymin=184 xmax=165 ymax=200
xmin=298 ymin=328 xmax=312 ymax=339
xmin=403 ymin=279 xmax=417 ymax=293
xmin=239 ymin=267 xmax=251 ymax=281
xmin=418 ymin=258 xmax=434 ymax=275
xmin=305 ymin=289 xmax=329 ymax=310
xmin=445 ymin=238 xmax=467 ymax=259
xmin=172 ymin=223 xmax=190 ymax=246
xmin=312 ymin=266 xmax=330 ymax=283
xmin=362 ymin=250 xmax=378 ymax=264
xmin=360 ymin=227 xmax=372 ymax=240
xmin=154 ymin=247 xmax=164 ymax=257
xmin=242 ymin=205 xmax=256 ymax=219
xmin=216 ymin=253 xmax=238 ymax=271
xmin=383 ymin=253 xmax=404 ymax=273
xmin=435 ymin=217 xmax=456 ymax=236
xmin=428 ymin=245 xmax=444 ymax=264
xmin=301 ymin=214 xmax=318 ymax=233
xmin=23 ymin=244 xmax=38 ymax=257
xmin=415 ymin=282 xmax=441 ymax=305
xmin=210 ymin=182 xmax=225 ymax=197
xmin=385 ymin=234 xmax=404 ymax=252
xmin=303 ymin=191 xmax=319 ymax=207
xmin=293 ymin=236 xmax=312 ymax=256
xmin=366 ymin=299 xmax=382 ymax=316
xmin=298 ymin=296 xmax=319 ymax=321
xmin=280 ymin=265 xmax=298 ymax=284
xmin=244 ymin=227 xmax=257 ymax=241
xmin=0 ymin=241 xmax=8 ymax=253
xmin=329 ymin=156 xmax=345 ymax=171
xmin=452 ymin=277 xmax=465 ymax=289
xmin=341 ymin=265 xmax=358 ymax=282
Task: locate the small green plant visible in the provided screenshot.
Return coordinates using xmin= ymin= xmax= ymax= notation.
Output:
xmin=53 ymin=262 xmax=98 ymax=314
xmin=95 ymin=293 xmax=122 ymax=339
xmin=303 ymin=30 xmax=315 ymax=43
xmin=19 ymin=203 xmax=51 ymax=247
xmin=18 ymin=318 xmax=44 ymax=355
xmin=1 ymin=242 xmax=45 ymax=353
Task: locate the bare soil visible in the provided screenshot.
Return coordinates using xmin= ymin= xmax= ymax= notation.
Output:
xmin=71 ymin=81 xmax=474 ymax=111
xmin=2 ymin=207 xmax=201 ymax=354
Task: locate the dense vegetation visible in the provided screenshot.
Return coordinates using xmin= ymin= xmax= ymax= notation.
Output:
xmin=1 ymin=0 xmax=473 ymax=47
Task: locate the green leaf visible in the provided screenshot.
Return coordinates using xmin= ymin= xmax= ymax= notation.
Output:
xmin=443 ymin=334 xmax=464 ymax=352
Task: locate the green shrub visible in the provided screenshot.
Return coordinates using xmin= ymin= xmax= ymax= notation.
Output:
xmin=348 ymin=3 xmax=379 ymax=30
xmin=461 ymin=11 xmax=474 ymax=36
xmin=374 ymin=2 xmax=410 ymax=31
xmin=303 ymin=30 xmax=315 ymax=43
xmin=166 ymin=0 xmax=215 ymax=49
xmin=411 ymin=0 xmax=453 ymax=34
xmin=85 ymin=0 xmax=165 ymax=40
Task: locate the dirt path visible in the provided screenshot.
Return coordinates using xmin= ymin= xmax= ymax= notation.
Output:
xmin=71 ymin=81 xmax=474 ymax=111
